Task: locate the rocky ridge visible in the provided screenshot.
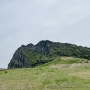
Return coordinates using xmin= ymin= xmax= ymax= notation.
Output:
xmin=8 ymin=40 xmax=90 ymax=69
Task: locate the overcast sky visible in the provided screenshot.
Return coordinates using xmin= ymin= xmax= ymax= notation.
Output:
xmin=0 ymin=0 xmax=90 ymax=68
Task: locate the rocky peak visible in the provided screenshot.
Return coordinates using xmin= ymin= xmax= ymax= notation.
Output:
xmin=8 ymin=40 xmax=90 ymax=69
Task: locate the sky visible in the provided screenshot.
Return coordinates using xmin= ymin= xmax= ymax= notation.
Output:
xmin=0 ymin=0 xmax=90 ymax=68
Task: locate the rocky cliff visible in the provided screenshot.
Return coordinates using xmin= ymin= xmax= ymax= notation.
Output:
xmin=8 ymin=40 xmax=90 ymax=69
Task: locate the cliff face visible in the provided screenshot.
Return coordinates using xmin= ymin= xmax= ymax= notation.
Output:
xmin=8 ymin=40 xmax=52 ymax=68
xmin=8 ymin=40 xmax=90 ymax=69
xmin=8 ymin=48 xmax=30 ymax=68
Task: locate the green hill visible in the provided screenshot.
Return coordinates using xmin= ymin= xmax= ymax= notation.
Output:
xmin=8 ymin=40 xmax=90 ymax=69
xmin=0 ymin=57 xmax=90 ymax=90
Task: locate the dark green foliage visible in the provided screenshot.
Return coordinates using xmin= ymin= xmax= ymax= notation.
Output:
xmin=8 ymin=40 xmax=90 ymax=69
xmin=5 ymin=71 xmax=7 ymax=74
xmin=22 ymin=50 xmax=52 ymax=67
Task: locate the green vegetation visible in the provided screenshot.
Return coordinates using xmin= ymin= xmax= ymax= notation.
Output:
xmin=1 ymin=57 xmax=90 ymax=90
xmin=8 ymin=40 xmax=90 ymax=68
xmin=22 ymin=50 xmax=52 ymax=67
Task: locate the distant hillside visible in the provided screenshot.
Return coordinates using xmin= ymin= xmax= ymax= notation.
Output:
xmin=0 ymin=68 xmax=6 ymax=71
xmin=8 ymin=40 xmax=90 ymax=69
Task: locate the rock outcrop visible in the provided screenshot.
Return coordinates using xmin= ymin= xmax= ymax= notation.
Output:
xmin=8 ymin=40 xmax=90 ymax=69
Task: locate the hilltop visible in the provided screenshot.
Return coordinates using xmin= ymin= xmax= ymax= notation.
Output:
xmin=8 ymin=40 xmax=90 ymax=69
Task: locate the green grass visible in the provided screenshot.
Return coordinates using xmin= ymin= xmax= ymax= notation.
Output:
xmin=0 ymin=57 xmax=90 ymax=90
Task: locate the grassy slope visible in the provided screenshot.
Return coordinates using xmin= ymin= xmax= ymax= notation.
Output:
xmin=0 ymin=57 xmax=90 ymax=90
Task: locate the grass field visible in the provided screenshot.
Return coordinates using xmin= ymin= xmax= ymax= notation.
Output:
xmin=0 ymin=57 xmax=90 ymax=90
